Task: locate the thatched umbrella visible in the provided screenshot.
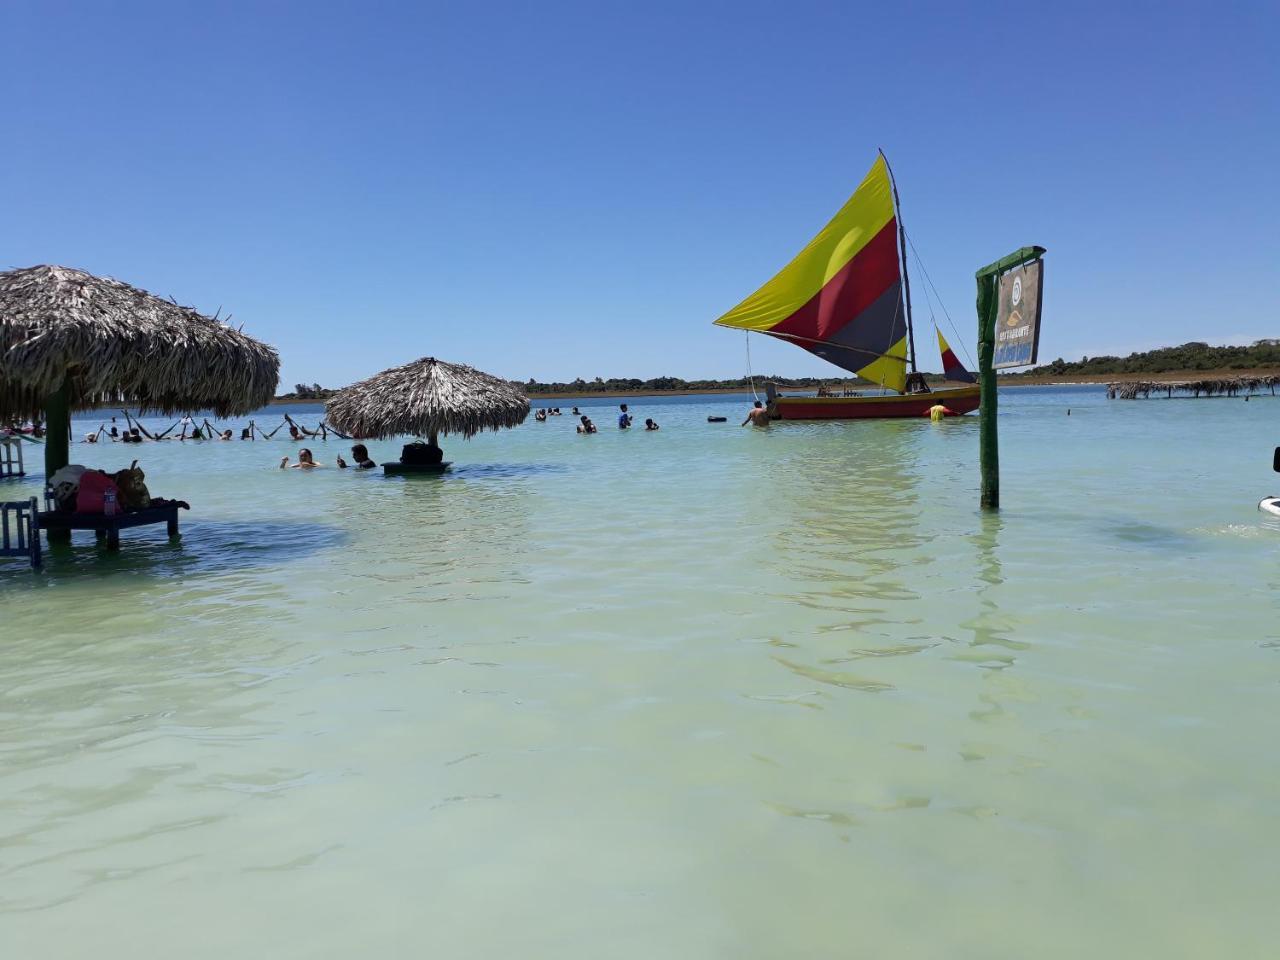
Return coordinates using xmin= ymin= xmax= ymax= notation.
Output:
xmin=325 ymin=357 xmax=529 ymax=457
xmin=0 ymin=265 xmax=280 ymax=476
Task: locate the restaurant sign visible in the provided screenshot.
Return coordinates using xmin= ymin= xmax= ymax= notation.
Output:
xmin=993 ymin=258 xmax=1044 ymax=369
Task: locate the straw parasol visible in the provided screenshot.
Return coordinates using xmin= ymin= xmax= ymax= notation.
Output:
xmin=325 ymin=356 xmax=529 ymax=445
xmin=0 ymin=264 xmax=280 ymax=475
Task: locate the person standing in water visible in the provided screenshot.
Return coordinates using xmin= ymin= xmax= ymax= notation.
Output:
xmin=337 ymin=443 xmax=377 ymax=469
xmin=280 ymin=448 xmax=324 ymax=469
xmin=742 ymin=401 xmax=770 ymax=427
xmin=618 ymin=403 xmax=632 ymax=429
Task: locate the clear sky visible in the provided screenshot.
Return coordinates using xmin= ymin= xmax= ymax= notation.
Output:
xmin=3 ymin=1 xmax=1276 ymax=388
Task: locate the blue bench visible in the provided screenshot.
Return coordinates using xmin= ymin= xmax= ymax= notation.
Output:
xmin=1 ymin=497 xmax=41 ymax=568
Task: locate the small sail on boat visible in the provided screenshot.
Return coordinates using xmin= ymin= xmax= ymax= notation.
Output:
xmin=713 ymin=153 xmax=980 ymax=420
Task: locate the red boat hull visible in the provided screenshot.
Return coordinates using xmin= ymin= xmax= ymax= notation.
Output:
xmin=770 ymin=385 xmax=981 ymax=420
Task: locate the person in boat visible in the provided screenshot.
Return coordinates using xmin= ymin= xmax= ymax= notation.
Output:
xmin=577 ymin=415 xmax=597 ymax=434
xmin=280 ymin=448 xmax=323 ymax=469
xmin=618 ymin=404 xmax=632 ymax=429
xmin=337 ymin=443 xmax=377 ymax=470
xmin=742 ymin=401 xmax=770 ymax=427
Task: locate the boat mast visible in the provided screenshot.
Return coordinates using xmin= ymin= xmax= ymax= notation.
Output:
xmin=880 ymin=149 xmax=917 ymax=374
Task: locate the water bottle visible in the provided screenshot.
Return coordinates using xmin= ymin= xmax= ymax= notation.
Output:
xmin=103 ymin=489 xmax=117 ymax=517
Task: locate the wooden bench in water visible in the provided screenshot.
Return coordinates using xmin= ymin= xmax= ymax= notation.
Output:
xmin=383 ymin=461 xmax=452 ymax=476
xmin=36 ymin=503 xmax=181 ymax=551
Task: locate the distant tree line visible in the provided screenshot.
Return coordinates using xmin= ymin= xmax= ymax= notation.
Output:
xmin=520 ymin=373 xmax=949 ymax=395
xmin=279 ymin=383 xmax=337 ymax=400
xmin=275 ymin=371 xmax=964 ymax=401
xmin=1003 ymin=340 xmax=1280 ymax=378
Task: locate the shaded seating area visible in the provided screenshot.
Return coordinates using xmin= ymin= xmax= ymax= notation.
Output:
xmin=0 ymin=265 xmax=279 ymax=566
xmin=326 ymin=356 xmax=529 ymax=474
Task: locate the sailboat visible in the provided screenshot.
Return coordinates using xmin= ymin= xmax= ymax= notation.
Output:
xmin=713 ymin=153 xmax=980 ymax=420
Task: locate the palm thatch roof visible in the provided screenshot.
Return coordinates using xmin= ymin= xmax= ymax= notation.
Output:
xmin=325 ymin=356 xmax=529 ymax=440
xmin=1107 ymin=376 xmax=1280 ymax=399
xmin=0 ymin=265 xmax=279 ymax=419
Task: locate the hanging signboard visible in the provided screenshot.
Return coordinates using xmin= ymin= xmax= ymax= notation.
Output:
xmin=993 ymin=258 xmax=1044 ymax=369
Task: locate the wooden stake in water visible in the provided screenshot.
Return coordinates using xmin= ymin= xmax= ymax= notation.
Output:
xmin=975 ymin=246 xmax=1047 ymax=511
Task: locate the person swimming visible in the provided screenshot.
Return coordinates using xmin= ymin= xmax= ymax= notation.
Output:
xmin=577 ymin=415 xmax=597 ymax=434
xmin=337 ymin=443 xmax=377 ymax=469
xmin=280 ymin=448 xmax=323 ymax=469
xmin=742 ymin=400 xmax=770 ymax=427
xmin=644 ymin=418 xmax=659 ymax=431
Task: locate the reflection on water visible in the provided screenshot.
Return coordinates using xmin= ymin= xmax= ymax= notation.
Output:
xmin=2 ymin=388 xmax=1279 ymax=957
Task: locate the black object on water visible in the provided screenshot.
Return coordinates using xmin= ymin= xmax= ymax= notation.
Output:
xmin=707 ymin=416 xmax=727 ymax=423
xmin=1272 ymin=447 xmax=1280 ymax=473
xmin=401 ymin=441 xmax=444 ymax=465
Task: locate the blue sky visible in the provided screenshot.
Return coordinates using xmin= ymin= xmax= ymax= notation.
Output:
xmin=3 ymin=1 xmax=1276 ymax=388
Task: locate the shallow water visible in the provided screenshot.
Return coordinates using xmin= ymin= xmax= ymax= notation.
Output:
xmin=2 ymin=386 xmax=1278 ymax=958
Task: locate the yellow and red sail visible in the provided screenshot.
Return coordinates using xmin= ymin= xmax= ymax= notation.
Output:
xmin=713 ymin=155 xmax=908 ymax=392
xmin=936 ymin=329 xmax=975 ymax=383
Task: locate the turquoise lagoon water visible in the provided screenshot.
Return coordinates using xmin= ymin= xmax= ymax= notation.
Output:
xmin=2 ymin=386 xmax=1278 ymax=958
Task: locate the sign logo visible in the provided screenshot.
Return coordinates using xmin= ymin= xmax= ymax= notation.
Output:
xmin=992 ymin=260 xmax=1043 ymax=370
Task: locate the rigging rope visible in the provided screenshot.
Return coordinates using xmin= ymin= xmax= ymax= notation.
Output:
xmin=745 ymin=331 xmax=760 ymax=402
xmin=903 ymin=230 xmax=977 ymax=369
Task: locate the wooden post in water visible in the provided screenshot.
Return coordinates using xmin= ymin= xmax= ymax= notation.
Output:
xmin=975 ymin=246 xmax=1046 ymax=510
xmin=44 ymin=377 xmax=71 ymax=481
xmin=43 ymin=377 xmax=73 ymax=543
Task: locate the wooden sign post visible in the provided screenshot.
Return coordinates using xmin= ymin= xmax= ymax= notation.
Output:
xmin=976 ymin=246 xmax=1046 ymax=510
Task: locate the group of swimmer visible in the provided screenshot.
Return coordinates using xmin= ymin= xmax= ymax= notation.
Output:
xmin=539 ymin=403 xmax=662 ymax=434
xmin=539 ymin=400 xmax=771 ymax=432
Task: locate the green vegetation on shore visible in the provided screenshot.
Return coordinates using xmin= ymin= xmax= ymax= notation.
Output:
xmin=276 ymin=373 xmax=954 ymax=401
xmin=276 ymin=340 xmax=1280 ymax=401
xmin=1003 ymin=340 xmax=1280 ymax=379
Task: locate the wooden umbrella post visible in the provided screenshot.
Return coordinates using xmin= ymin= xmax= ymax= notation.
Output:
xmin=44 ymin=377 xmax=71 ymax=480
xmin=43 ymin=377 xmax=72 ymax=543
